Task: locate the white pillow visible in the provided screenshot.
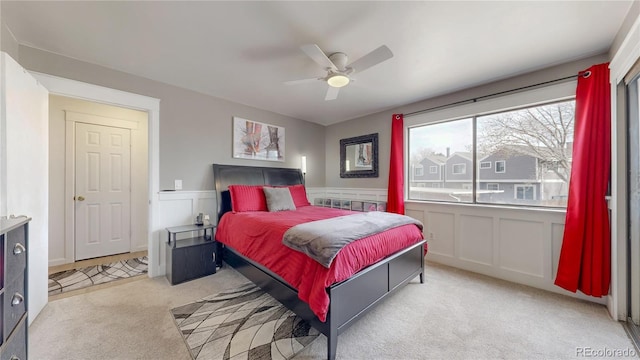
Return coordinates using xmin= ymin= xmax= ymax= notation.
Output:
xmin=263 ymin=187 xmax=296 ymax=212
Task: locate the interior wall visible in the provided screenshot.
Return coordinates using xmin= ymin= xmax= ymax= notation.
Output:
xmin=48 ymin=95 xmax=149 ymax=265
xmin=17 ymin=45 xmax=327 ymax=190
xmin=2 ymin=52 xmax=49 ymax=324
xmin=0 ymin=4 xmax=19 ymax=60
xmin=325 ymin=53 xmax=609 ymax=188
xmin=610 ymin=0 xmax=640 ymax=59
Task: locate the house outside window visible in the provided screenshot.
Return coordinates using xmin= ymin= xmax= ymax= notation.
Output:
xmin=515 ymin=185 xmax=535 ymax=200
xmin=429 ymin=165 xmax=437 ymax=174
xmin=415 ymin=166 xmax=424 ymax=176
xmin=407 ymin=98 xmax=574 ymax=207
xmin=452 ymin=163 xmax=466 ymax=174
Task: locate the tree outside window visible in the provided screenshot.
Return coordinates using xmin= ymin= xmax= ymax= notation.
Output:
xmin=408 ymin=99 xmax=574 ymax=207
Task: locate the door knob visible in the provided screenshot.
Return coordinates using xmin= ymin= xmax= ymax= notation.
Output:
xmin=11 ymin=292 xmax=24 ymax=306
xmin=75 ymin=195 xmax=85 ymax=201
xmin=13 ymin=243 xmax=26 ymax=255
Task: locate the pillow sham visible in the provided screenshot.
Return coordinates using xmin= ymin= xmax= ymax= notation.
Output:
xmin=288 ymin=184 xmax=311 ymax=207
xmin=263 ymin=186 xmax=296 ymax=212
xmin=229 ymin=185 xmax=267 ymax=212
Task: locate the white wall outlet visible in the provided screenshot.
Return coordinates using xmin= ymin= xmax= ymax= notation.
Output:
xmin=174 ymin=179 xmax=182 ymax=190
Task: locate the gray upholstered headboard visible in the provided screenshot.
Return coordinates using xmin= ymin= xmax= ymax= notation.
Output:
xmin=212 ymin=164 xmax=304 ymax=221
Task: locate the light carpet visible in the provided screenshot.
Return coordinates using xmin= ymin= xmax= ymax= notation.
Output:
xmin=28 ymin=262 xmax=637 ymax=360
xmin=171 ymin=282 xmax=319 ymax=360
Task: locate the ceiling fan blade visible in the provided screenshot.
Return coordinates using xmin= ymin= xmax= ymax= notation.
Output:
xmin=347 ymin=45 xmax=393 ymax=74
xmin=325 ymin=86 xmax=340 ymax=101
xmin=301 ymin=44 xmax=338 ymax=71
xmin=284 ymin=78 xmax=320 ymax=85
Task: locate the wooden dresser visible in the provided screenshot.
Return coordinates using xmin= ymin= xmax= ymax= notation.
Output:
xmin=0 ymin=216 xmax=30 ymax=360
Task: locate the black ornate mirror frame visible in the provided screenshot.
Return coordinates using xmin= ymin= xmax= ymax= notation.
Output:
xmin=340 ymin=133 xmax=379 ymax=178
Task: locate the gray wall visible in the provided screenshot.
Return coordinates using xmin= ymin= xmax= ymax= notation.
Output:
xmin=325 ymin=53 xmax=609 ymax=188
xmin=15 ymin=45 xmax=326 ymax=190
xmin=610 ymin=1 xmax=640 ymax=59
xmin=0 ymin=4 xmax=19 ymax=59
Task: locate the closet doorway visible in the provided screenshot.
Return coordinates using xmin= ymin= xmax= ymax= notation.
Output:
xmin=48 ymin=95 xmax=149 ymax=266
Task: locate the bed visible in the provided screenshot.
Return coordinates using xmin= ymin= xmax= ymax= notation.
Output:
xmin=213 ymin=164 xmax=426 ymax=360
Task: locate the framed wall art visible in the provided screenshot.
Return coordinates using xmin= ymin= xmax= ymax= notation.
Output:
xmin=340 ymin=133 xmax=378 ymax=178
xmin=232 ymin=117 xmax=285 ymax=162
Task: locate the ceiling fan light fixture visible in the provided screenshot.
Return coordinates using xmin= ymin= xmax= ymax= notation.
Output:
xmin=327 ymin=74 xmax=350 ymax=88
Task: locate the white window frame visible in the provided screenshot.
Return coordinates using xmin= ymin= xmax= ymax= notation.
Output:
xmin=487 ymin=183 xmax=499 ymax=191
xmin=452 ymin=163 xmax=466 ymax=174
xmin=480 ymin=161 xmax=491 ymax=169
xmin=405 ymin=79 xmax=575 ymax=207
xmin=415 ymin=166 xmax=424 ymax=176
xmin=514 ymin=184 xmax=536 ymax=200
xmin=495 ymin=160 xmax=506 ymax=173
xmin=429 ymin=165 xmax=437 ymax=174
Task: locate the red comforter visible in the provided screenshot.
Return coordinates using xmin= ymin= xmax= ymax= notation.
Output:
xmin=215 ymin=206 xmax=424 ymax=322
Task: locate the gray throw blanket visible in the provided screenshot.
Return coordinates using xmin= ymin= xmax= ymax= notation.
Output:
xmin=282 ymin=211 xmax=423 ymax=268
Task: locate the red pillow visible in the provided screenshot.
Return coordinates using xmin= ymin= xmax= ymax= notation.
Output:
xmin=288 ymin=184 xmax=311 ymax=207
xmin=228 ymin=185 xmax=267 ymax=212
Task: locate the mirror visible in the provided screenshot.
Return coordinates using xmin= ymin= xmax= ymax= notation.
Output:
xmin=340 ymin=133 xmax=378 ymax=178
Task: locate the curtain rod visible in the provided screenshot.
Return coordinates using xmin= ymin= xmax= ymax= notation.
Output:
xmin=404 ymin=72 xmax=586 ymax=118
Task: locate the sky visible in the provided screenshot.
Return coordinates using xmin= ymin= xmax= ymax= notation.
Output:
xmin=409 ymin=118 xmax=472 ymax=156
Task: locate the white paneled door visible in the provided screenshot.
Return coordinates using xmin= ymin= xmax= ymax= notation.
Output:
xmin=75 ymin=122 xmax=131 ymax=260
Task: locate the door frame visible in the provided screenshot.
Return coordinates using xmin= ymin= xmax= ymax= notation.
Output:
xmin=68 ymin=113 xmax=138 ymax=261
xmin=31 ymin=71 xmax=162 ymax=277
xmin=610 ymin=11 xmax=640 ymax=321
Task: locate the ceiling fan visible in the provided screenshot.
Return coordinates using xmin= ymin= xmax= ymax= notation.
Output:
xmin=285 ymin=44 xmax=394 ymax=101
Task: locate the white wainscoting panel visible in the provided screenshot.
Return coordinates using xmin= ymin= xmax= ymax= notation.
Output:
xmin=155 ymin=186 xmax=603 ymax=305
xmin=157 ymin=190 xmax=216 ymax=275
xmin=551 ymin=222 xmax=566 ymax=279
xmin=498 ymin=218 xmax=544 ymax=278
xmin=426 ymin=212 xmax=456 ymax=258
xmin=459 ymin=215 xmax=493 ymax=267
xmin=405 ymin=209 xmax=425 ymax=224
xmin=406 ymin=200 xmax=604 ymax=305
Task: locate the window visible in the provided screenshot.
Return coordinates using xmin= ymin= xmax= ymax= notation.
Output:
xmin=408 ymin=98 xmax=574 ymax=207
xmin=431 ymin=183 xmax=441 ymax=188
xmin=515 ymin=185 xmax=536 ymax=200
xmin=408 ymin=118 xmax=473 ymax=202
xmin=414 ymin=166 xmax=424 ymax=176
xmin=452 ymin=163 xmax=466 ymax=174
xmin=429 ymin=165 xmax=437 ymax=174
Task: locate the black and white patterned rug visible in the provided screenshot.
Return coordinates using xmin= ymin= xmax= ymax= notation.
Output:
xmin=48 ymin=256 xmax=148 ymax=296
xmin=170 ymin=283 xmax=320 ymax=360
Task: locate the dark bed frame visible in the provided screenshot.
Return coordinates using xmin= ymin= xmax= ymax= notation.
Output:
xmin=213 ymin=164 xmax=426 ymax=360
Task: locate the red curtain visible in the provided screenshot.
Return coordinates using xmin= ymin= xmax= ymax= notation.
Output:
xmin=554 ymin=63 xmax=611 ymax=297
xmin=387 ymin=114 xmax=404 ymax=214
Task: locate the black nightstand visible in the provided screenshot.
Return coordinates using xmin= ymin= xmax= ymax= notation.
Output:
xmin=165 ymin=224 xmax=217 ymax=285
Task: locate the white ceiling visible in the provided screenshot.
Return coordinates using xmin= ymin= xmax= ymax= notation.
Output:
xmin=2 ymin=1 xmax=634 ymax=126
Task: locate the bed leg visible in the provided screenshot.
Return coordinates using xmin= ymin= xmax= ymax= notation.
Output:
xmin=327 ymin=323 xmax=337 ymax=360
xmin=420 ymin=255 xmax=425 ymax=284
